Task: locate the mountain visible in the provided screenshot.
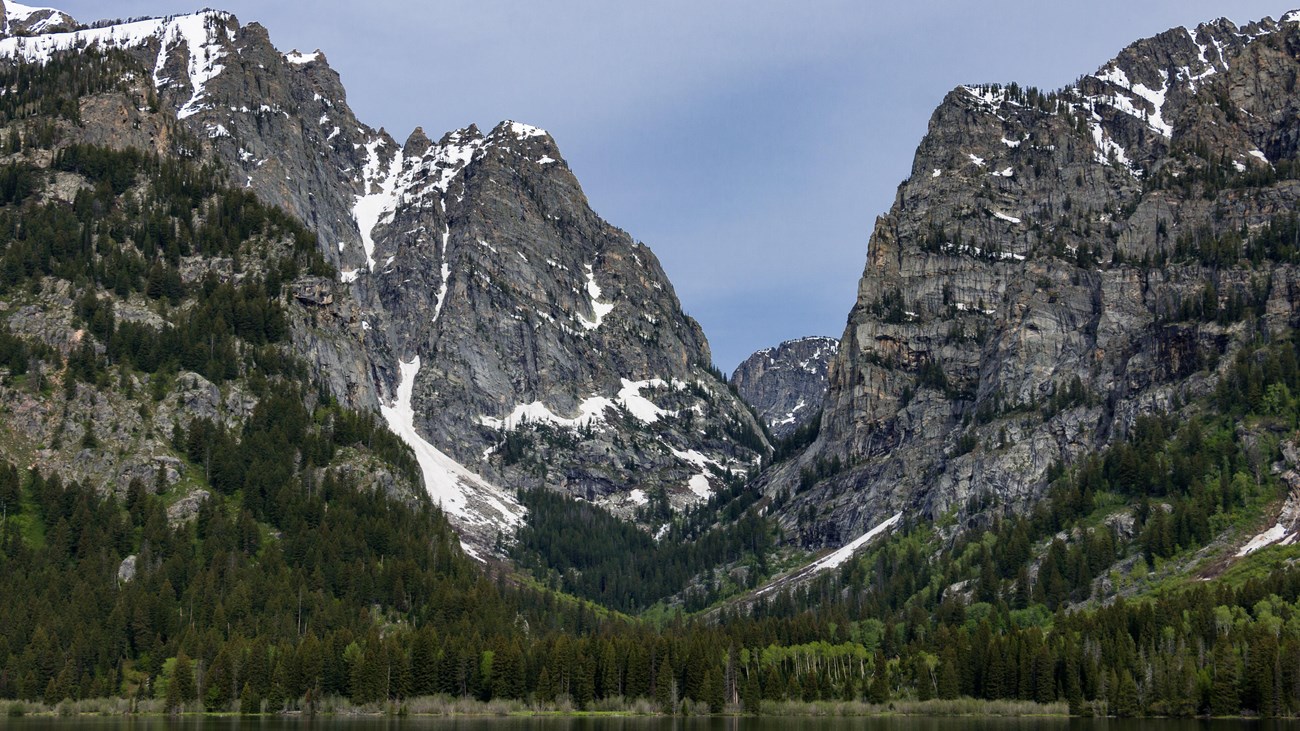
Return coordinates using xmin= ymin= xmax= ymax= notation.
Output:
xmin=731 ymin=336 xmax=837 ymax=439
xmin=766 ymin=11 xmax=1300 ymax=550
xmin=0 ymin=5 xmax=768 ymax=553
xmin=7 ymin=3 xmax=1300 ymax=719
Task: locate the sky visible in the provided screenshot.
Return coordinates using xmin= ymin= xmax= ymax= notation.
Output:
xmin=59 ymin=1 xmax=1291 ymax=370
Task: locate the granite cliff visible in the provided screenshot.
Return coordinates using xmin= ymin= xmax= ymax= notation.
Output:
xmin=767 ymin=10 xmax=1300 ymax=549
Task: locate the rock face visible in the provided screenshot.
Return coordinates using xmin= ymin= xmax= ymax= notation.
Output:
xmin=732 ymin=337 xmax=837 ymax=439
xmin=767 ymin=11 xmax=1300 ymax=548
xmin=0 ymin=6 xmax=768 ymax=547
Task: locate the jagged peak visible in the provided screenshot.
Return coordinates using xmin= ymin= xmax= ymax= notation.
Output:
xmin=941 ymin=9 xmax=1300 ymax=184
xmin=403 ymin=126 xmax=432 ymax=157
xmin=437 ymin=124 xmax=483 ymax=148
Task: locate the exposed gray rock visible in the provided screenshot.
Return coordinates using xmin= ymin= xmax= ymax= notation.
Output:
xmin=766 ymin=12 xmax=1300 ymax=548
xmin=732 ymin=336 xmax=837 ymax=439
xmin=167 ymin=489 xmax=210 ymax=526
xmin=117 ymin=555 xmax=137 ymax=584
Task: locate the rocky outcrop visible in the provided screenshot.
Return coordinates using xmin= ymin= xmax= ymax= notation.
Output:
xmin=768 ymin=11 xmax=1300 ymax=548
xmin=732 ymin=336 xmax=837 ymax=439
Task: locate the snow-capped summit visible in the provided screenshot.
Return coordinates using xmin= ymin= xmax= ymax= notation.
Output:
xmin=0 ymin=0 xmax=75 ymax=37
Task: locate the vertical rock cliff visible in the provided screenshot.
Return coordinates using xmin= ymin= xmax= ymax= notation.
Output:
xmin=770 ymin=11 xmax=1300 ymax=547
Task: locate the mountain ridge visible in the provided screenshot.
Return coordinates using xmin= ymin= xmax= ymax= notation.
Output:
xmin=0 ymin=2 xmax=769 ymax=553
xmin=764 ymin=8 xmax=1300 ymax=551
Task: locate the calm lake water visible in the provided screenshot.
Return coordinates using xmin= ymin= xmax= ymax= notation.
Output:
xmin=5 ymin=717 xmax=1300 ymax=731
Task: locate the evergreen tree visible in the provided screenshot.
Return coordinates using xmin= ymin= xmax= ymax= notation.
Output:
xmin=167 ymin=653 xmax=196 ymax=712
xmin=868 ymin=654 xmax=889 ymax=704
xmin=1211 ymin=639 xmax=1239 ymax=717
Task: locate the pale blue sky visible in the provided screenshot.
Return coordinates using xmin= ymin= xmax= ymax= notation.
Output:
xmin=61 ymin=1 xmax=1292 ymax=369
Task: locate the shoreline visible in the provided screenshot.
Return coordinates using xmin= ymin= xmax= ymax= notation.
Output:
xmin=0 ymin=697 xmax=1085 ymax=720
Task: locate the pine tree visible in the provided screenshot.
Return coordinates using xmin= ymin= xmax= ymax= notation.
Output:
xmin=239 ymin=682 xmax=262 ymax=715
xmin=937 ymin=649 xmax=959 ymax=700
xmin=203 ymin=646 xmax=234 ymax=711
xmin=704 ymin=663 xmax=725 ymax=713
xmin=654 ymin=659 xmax=676 ymax=713
xmin=167 ymin=653 xmax=196 ymax=712
xmin=741 ymin=671 xmax=761 ymax=714
xmin=868 ymin=654 xmax=889 ymax=704
xmin=1211 ymin=639 xmax=1239 ymax=717
xmin=1115 ymin=670 xmax=1140 ymax=717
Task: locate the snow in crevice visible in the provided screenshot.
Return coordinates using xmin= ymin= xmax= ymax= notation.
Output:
xmin=755 ymin=512 xmax=903 ymax=597
xmin=158 ymin=13 xmax=231 ymax=119
xmin=1092 ymin=65 xmax=1173 ymax=138
xmin=351 ymin=138 xmax=403 ymax=272
xmin=380 ymin=357 xmax=525 ymax=553
xmin=432 ymin=224 xmax=452 ymax=323
xmin=578 ymin=264 xmax=614 ymax=330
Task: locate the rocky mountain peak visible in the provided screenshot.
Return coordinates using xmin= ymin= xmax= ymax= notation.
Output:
xmin=0 ymin=3 xmax=767 ymax=550
xmin=733 ymin=336 xmax=838 ymax=439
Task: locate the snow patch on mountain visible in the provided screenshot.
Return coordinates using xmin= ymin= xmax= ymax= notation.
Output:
xmin=285 ymin=49 xmax=319 ymax=65
xmin=1237 ymin=523 xmax=1293 ymax=557
xmin=506 ymin=121 xmax=547 ymax=139
xmin=687 ymin=473 xmax=712 ymax=500
xmin=479 ymin=378 xmax=690 ymax=432
xmin=380 ymin=357 xmax=524 ymax=552
xmin=579 ymin=264 xmax=614 ymax=330
xmin=755 ymin=512 xmax=903 ymax=597
xmin=3 ymin=2 xmax=71 ymax=34
xmin=352 ymin=138 xmax=403 ymax=272
xmin=1092 ymin=65 xmax=1173 ymax=138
